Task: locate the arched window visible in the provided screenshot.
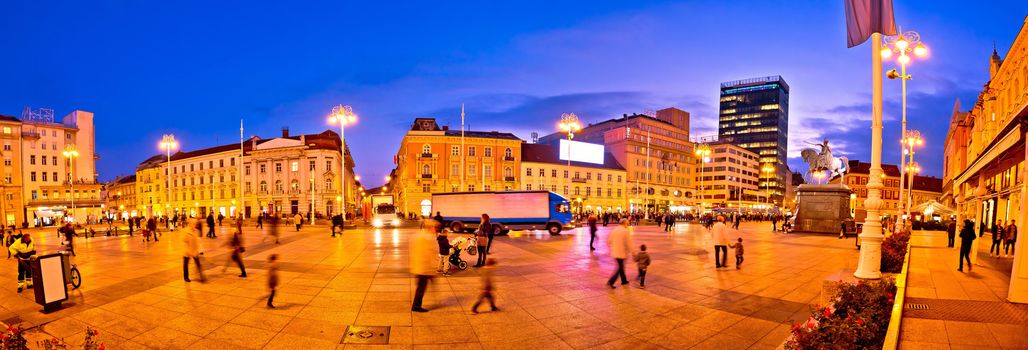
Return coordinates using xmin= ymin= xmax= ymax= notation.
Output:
xmin=422 ymin=164 xmax=431 ymax=175
xmin=259 ymin=181 xmax=267 ymax=192
xmin=504 ymin=167 xmax=512 ymax=177
xmin=275 ymin=180 xmax=283 ymax=192
xmin=291 ymin=179 xmax=299 ymax=191
xmin=422 ymin=144 xmax=432 ymax=155
xmin=324 ymin=177 xmax=333 ymax=191
xmin=575 ymin=187 xmax=580 ymax=195
xmin=504 ymin=148 xmax=512 ymax=158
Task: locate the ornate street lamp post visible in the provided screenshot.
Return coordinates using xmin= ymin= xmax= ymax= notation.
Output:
xmin=694 ymin=144 xmax=711 ymax=212
xmin=558 ymin=113 xmax=581 ymax=203
xmin=882 ymin=27 xmax=927 ymax=222
xmin=159 ymin=134 xmax=178 ymax=226
xmin=63 ymin=145 xmax=79 ymax=222
xmin=329 ymin=105 xmax=357 ymax=231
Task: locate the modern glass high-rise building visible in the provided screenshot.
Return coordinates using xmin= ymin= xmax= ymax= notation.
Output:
xmin=717 ymin=76 xmax=789 ymax=205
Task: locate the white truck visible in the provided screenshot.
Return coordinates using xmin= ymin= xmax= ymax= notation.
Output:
xmin=370 ymin=195 xmax=400 ymax=228
xmin=431 ymin=191 xmax=573 ymax=235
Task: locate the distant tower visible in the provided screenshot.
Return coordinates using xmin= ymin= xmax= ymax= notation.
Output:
xmin=531 ymin=132 xmax=539 ymax=144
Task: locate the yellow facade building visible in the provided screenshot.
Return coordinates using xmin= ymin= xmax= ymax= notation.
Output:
xmin=0 ymin=115 xmax=24 ymax=227
xmin=943 ymin=17 xmax=1028 ymax=303
xmin=394 ymin=118 xmax=523 ymax=217
xmin=520 ymin=143 xmax=627 ymax=213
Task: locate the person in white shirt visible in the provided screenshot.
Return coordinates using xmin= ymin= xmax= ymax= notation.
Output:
xmin=711 ymin=215 xmax=731 ymax=268
xmin=606 ymin=219 xmax=635 ymax=289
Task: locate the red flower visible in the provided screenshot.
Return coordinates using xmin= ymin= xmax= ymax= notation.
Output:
xmin=823 ymin=308 xmax=831 ymax=318
xmin=856 ymin=319 xmax=864 ymax=326
xmin=806 ymin=322 xmax=815 ymax=329
xmin=99 ymin=343 xmax=106 ymax=350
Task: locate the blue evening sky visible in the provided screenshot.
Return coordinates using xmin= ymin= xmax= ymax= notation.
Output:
xmin=1 ymin=1 xmax=1025 ymax=187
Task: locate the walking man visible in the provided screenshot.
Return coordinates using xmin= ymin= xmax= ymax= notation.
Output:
xmin=712 ymin=215 xmax=730 ymax=268
xmin=411 ymin=219 xmax=439 ymax=312
xmin=958 ymin=220 xmax=976 ymax=272
xmin=256 ymin=214 xmax=264 ymax=229
xmin=226 ymin=227 xmax=247 ymax=277
xmin=606 ymin=219 xmax=633 ymax=289
xmin=946 ymin=220 xmax=957 ymax=248
xmin=183 ymin=220 xmax=205 ymax=283
xmin=1004 ymin=220 xmax=1017 ymax=257
xmin=588 ymin=214 xmax=598 ymax=251
xmin=293 ymin=212 xmax=302 ymax=232
xmin=206 ymin=213 xmax=216 ymax=238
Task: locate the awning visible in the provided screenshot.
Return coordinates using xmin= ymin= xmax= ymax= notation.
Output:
xmin=909 ymin=200 xmax=956 ymax=216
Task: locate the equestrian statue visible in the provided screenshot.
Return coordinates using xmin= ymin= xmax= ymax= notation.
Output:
xmin=800 ymin=139 xmax=848 ymax=183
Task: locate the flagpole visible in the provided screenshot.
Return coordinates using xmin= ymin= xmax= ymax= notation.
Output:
xmin=239 ymin=119 xmax=245 ymax=219
xmin=461 ymin=104 xmax=465 ymax=192
xmin=855 ymin=32 xmax=886 ymax=280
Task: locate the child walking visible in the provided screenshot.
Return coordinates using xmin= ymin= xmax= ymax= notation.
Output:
xmin=267 ymin=254 xmax=279 ymax=308
xmin=633 ymin=245 xmax=651 ymax=288
xmin=471 ymin=258 xmax=499 ymax=314
xmin=730 ymin=238 xmax=744 ymax=269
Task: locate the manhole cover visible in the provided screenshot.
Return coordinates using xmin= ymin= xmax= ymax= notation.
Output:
xmin=341 ymin=325 xmax=391 ymax=345
xmin=906 ymin=303 xmax=929 ymax=310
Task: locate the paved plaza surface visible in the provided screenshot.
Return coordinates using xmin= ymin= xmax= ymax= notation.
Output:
xmin=0 ymin=220 xmax=864 ymax=349
xmin=899 ymin=230 xmax=1028 ymax=350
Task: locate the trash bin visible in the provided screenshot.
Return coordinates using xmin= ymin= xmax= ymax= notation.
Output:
xmin=29 ymin=252 xmax=69 ymax=313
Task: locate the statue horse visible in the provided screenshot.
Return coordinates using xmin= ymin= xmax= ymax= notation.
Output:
xmin=801 ymin=149 xmax=848 ymax=183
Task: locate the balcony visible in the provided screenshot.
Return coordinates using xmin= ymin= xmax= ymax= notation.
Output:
xmin=503 ymin=156 xmax=515 ymax=161
xmin=22 ymin=130 xmax=41 ymax=139
xmin=421 ymin=174 xmax=433 ymax=179
xmin=571 ymin=177 xmax=587 ymax=183
xmin=420 ymin=153 xmax=434 ymax=159
xmin=504 ymin=176 xmax=515 ymax=182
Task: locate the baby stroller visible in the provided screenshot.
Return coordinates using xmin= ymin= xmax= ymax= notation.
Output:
xmin=447 ymin=236 xmax=477 ymax=271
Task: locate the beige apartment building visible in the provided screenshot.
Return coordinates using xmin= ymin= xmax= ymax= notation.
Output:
xmin=520 ymin=143 xmax=627 ymax=213
xmin=540 ymin=108 xmax=698 ymax=213
xmin=697 ymin=142 xmax=769 ymax=212
xmin=105 ymin=175 xmax=137 ymax=219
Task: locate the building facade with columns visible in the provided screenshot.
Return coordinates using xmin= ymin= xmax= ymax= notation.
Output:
xmin=394 ymin=118 xmax=523 ymax=217
xmin=539 ymin=108 xmax=698 ymax=214
xmin=943 ymin=17 xmax=1028 ymax=303
xmin=520 ymin=143 xmax=627 ymax=213
xmin=0 ymin=115 xmax=24 ymax=227
xmin=136 ymin=129 xmax=357 ymax=220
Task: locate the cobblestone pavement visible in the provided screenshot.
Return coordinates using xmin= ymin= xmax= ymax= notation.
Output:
xmin=0 ymin=220 xmax=862 ymax=349
xmin=899 ymin=230 xmax=1028 ymax=350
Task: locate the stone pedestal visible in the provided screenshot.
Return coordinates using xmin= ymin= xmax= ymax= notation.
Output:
xmin=794 ymin=184 xmax=853 ymax=234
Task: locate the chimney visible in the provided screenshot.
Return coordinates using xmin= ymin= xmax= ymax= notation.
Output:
xmin=281 ymin=127 xmax=289 ymax=138
xmin=442 ymin=126 xmax=449 ymax=131
xmin=300 ymin=135 xmax=306 ymax=145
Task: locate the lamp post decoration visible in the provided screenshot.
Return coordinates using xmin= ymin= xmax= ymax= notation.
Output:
xmin=882 ymin=26 xmax=927 ymax=223
xmin=558 ymin=113 xmax=581 ymax=203
xmin=762 ymin=164 xmax=775 ymax=209
xmin=160 ymin=134 xmax=177 ymax=224
xmin=902 ymin=130 xmax=923 ymax=216
xmin=329 ymin=104 xmax=357 ymax=230
xmin=63 ymin=145 xmax=80 ymax=222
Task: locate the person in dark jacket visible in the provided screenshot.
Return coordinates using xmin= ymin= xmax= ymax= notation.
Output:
xmin=436 ymin=231 xmax=451 ymax=276
xmin=331 ymin=214 xmax=342 ymax=237
xmin=990 ymin=219 xmax=1005 ymax=257
xmin=256 ymin=214 xmax=264 ymax=229
xmin=946 ymin=220 xmax=957 ymax=248
xmin=433 ymin=212 xmax=444 ymax=232
xmin=588 ymin=214 xmax=598 ymax=250
xmin=482 ymin=214 xmax=496 ymax=253
xmin=206 ymin=213 xmax=216 ymax=238
xmin=225 ymin=229 xmax=247 ymax=277
xmin=958 ymin=220 xmax=976 ymax=272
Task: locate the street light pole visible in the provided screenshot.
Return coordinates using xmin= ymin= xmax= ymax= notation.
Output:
xmin=558 ymin=113 xmax=581 ymax=205
xmin=329 ymin=105 xmax=356 ymax=231
xmin=882 ymin=26 xmax=927 ymax=223
xmin=694 ymin=144 xmax=710 ymax=213
xmin=160 ymin=135 xmax=177 ymax=226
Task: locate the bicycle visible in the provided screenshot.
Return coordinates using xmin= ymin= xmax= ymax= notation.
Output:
xmin=58 ymin=247 xmax=82 ymax=289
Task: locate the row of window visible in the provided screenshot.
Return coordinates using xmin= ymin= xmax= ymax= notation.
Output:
xmin=423 ymin=164 xmax=513 ymax=178
xmin=29 ymin=171 xmax=67 ymax=183
xmin=425 ymin=145 xmax=513 ymax=158
xmin=28 ymin=155 xmax=63 ymax=166
xmin=524 ymin=169 xmax=623 ymax=182
xmin=30 ymin=189 xmax=97 ymax=200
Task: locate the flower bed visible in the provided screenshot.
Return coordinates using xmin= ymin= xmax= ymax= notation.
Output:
xmin=785 ymin=279 xmax=897 ymax=350
xmin=880 ymin=230 xmax=910 ymax=273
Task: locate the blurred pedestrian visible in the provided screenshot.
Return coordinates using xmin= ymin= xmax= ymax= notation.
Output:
xmin=483 ymin=214 xmax=496 ymax=253
xmin=294 ymin=212 xmax=302 ymax=231
xmin=411 ymin=219 xmax=440 ymax=312
xmin=991 ymin=219 xmax=1004 ymax=257
xmin=256 ymin=214 xmax=264 ymax=229
xmin=633 ymin=244 xmax=650 ymax=288
xmin=436 ymin=231 xmax=451 ymax=276
xmin=1004 ymin=220 xmax=1017 ymax=257
xmin=712 ymin=215 xmax=730 ymax=268
xmin=606 ymin=219 xmax=633 ymax=289
xmin=183 ymin=220 xmax=206 ymax=283
xmin=958 ymin=219 xmax=976 ymax=272
xmin=946 ymin=220 xmax=957 ymax=248
xmin=206 ymin=213 xmax=216 ymax=238
xmin=588 ymin=214 xmax=598 ymax=251
xmin=471 ymin=258 xmax=499 ymax=314
xmin=224 ymin=227 xmax=247 ymax=277
xmin=267 ymin=254 xmax=279 ymax=308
